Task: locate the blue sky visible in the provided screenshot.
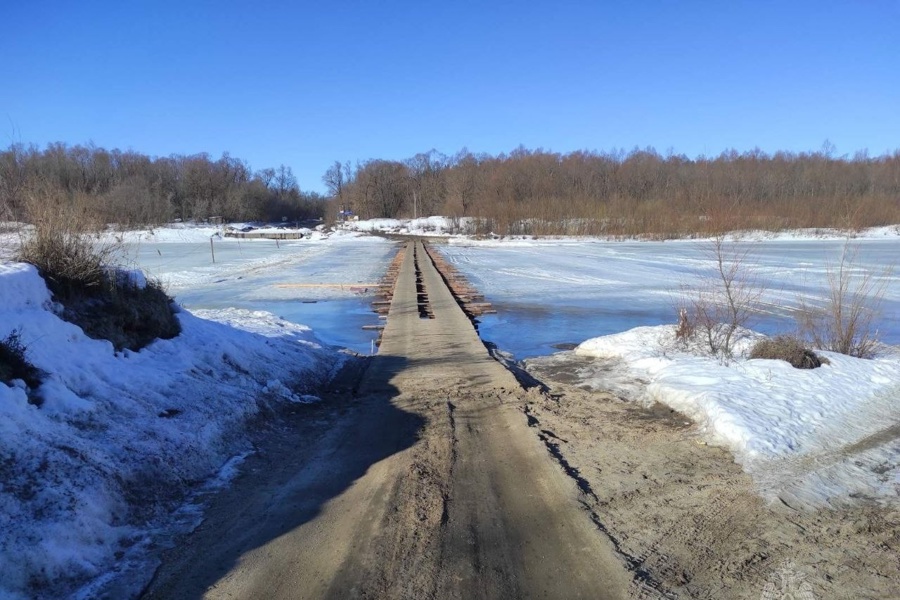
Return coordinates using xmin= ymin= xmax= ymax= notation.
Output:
xmin=2 ymin=1 xmax=898 ymax=192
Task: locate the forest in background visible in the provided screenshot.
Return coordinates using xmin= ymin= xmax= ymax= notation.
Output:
xmin=331 ymin=146 xmax=900 ymax=236
xmin=2 ymin=142 xmax=899 ymax=237
xmin=0 ymin=143 xmax=327 ymax=228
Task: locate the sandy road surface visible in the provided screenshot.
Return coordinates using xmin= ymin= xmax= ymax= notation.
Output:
xmin=143 ymin=242 xmax=641 ymax=599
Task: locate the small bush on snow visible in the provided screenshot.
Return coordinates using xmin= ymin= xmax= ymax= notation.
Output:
xmin=796 ymin=242 xmax=890 ymax=359
xmin=675 ymin=235 xmax=763 ymax=359
xmin=62 ymin=276 xmax=182 ymax=351
xmin=749 ymin=335 xmax=827 ymax=369
xmin=18 ymin=188 xmax=181 ymax=351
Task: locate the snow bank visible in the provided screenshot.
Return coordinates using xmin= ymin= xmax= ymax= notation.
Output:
xmin=102 ymin=223 xmax=224 ymax=244
xmin=0 ymin=263 xmax=53 ymax=309
xmin=343 ymin=216 xmax=900 ymax=243
xmin=340 ymin=216 xmax=470 ymax=236
xmin=724 ymin=224 xmax=900 ymax=242
xmin=575 ymin=326 xmax=900 ymax=508
xmin=0 ymin=263 xmax=342 ymax=599
xmin=104 ymin=222 xmax=341 ymax=246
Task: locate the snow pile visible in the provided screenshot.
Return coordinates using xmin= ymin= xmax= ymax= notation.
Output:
xmin=0 ymin=263 xmax=342 ymax=599
xmin=575 ymin=326 xmax=900 ymax=508
xmin=102 ymin=222 xmax=330 ymax=245
xmin=723 ymin=224 xmax=900 ymax=242
xmin=103 ymin=223 xmax=224 ymax=244
xmin=340 ymin=216 xmax=471 ymax=236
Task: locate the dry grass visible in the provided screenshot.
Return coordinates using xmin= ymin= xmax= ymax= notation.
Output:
xmin=16 ymin=187 xmax=116 ymax=296
xmin=749 ymin=336 xmax=826 ymax=369
xmin=16 ymin=187 xmax=181 ymax=351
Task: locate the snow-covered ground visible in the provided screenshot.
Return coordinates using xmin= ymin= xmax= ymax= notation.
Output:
xmin=0 ymin=260 xmax=351 ymax=599
xmin=570 ymin=327 xmax=900 ymax=509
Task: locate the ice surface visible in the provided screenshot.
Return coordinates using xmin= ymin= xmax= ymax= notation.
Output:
xmin=115 ymin=228 xmax=396 ymax=354
xmin=439 ymin=235 xmax=900 ymax=358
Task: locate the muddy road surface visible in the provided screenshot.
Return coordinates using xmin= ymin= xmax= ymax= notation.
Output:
xmin=142 ymin=242 xmax=643 ymax=599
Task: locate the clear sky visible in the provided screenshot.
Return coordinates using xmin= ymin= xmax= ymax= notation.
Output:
xmin=3 ymin=1 xmax=898 ymax=192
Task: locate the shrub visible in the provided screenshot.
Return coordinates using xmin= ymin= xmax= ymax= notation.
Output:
xmin=674 ymin=307 xmax=695 ymax=343
xmin=0 ymin=330 xmax=43 ymax=388
xmin=676 ymin=235 xmax=763 ymax=358
xmin=17 ymin=186 xmax=116 ymax=296
xmin=749 ymin=336 xmax=827 ymax=369
xmin=796 ymin=242 xmax=889 ymax=358
xmin=62 ymin=275 xmax=182 ymax=351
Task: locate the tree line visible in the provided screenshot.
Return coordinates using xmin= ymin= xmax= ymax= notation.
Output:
xmin=3 ymin=142 xmax=898 ymax=236
xmin=328 ymin=146 xmax=900 ymax=236
xmin=0 ymin=143 xmax=328 ymax=226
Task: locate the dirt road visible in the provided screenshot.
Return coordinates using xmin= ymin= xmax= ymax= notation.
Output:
xmin=142 ymin=242 xmax=640 ymax=599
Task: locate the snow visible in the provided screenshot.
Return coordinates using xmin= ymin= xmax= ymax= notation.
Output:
xmin=339 ymin=216 xmax=469 ymax=236
xmin=0 ymin=262 xmax=344 ymax=599
xmin=341 ymin=216 xmax=900 ymax=243
xmin=573 ymin=326 xmax=900 ymax=508
xmin=0 ymin=262 xmax=53 ymax=309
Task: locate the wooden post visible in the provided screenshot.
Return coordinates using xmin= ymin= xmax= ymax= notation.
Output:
xmin=210 ymin=237 xmax=216 ymax=263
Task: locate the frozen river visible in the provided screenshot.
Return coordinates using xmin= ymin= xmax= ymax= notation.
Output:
xmin=120 ymin=233 xmax=397 ymax=354
xmin=119 ymin=229 xmax=899 ymax=361
xmin=438 ymin=236 xmax=900 ymax=359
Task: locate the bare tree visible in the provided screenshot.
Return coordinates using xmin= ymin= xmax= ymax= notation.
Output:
xmin=273 ymin=165 xmax=297 ymax=202
xmin=256 ymin=167 xmax=276 ymax=189
xmin=323 ymin=161 xmax=344 ymax=198
xmin=323 ymin=161 xmax=347 ymax=218
xmin=677 ymin=235 xmax=764 ymax=358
